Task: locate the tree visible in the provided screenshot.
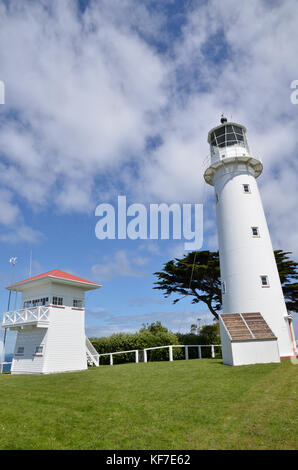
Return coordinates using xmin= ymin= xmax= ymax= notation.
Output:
xmin=199 ymin=323 xmax=220 ymax=344
xmin=273 ymin=250 xmax=298 ymax=313
xmin=140 ymin=321 xmax=169 ymax=335
xmin=153 ymin=249 xmax=298 ymax=320
xmin=154 ymin=251 xmax=221 ymax=320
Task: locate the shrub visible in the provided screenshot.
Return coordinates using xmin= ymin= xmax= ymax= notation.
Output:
xmin=90 ymin=321 xmax=221 ymax=364
xmin=176 ymin=323 xmax=221 ymax=358
xmin=90 ymin=322 xmax=183 ymax=364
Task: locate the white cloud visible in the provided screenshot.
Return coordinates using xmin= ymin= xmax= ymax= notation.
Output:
xmin=91 ymin=249 xmax=150 ymax=281
xmin=85 ymin=307 xmax=214 ymax=338
xmin=0 ymin=0 xmax=297 ymax=256
xmin=0 ymin=188 xmax=42 ymax=243
xmin=0 ymin=0 xmax=166 ymax=217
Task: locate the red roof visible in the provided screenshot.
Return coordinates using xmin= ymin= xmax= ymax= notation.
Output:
xmin=8 ymin=269 xmax=101 ymax=290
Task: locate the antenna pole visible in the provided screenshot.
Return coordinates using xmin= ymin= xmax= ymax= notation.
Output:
xmin=29 ymin=250 xmax=32 ymax=278
xmin=1 ymin=257 xmax=18 ymax=373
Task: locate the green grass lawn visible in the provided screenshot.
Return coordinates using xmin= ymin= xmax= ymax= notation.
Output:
xmin=0 ymin=358 xmax=297 ymax=450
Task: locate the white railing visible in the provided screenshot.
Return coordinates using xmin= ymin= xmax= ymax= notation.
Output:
xmin=2 ymin=306 xmax=50 ymax=327
xmin=96 ymin=344 xmax=222 ymax=366
xmin=85 ymin=337 xmax=99 ymax=366
xmin=143 ymin=344 xmax=221 ymax=362
xmin=98 ymin=349 xmax=139 ymax=366
xmin=202 ymin=154 xmax=211 ymax=173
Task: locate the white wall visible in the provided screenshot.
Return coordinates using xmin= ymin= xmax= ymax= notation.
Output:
xmin=231 ymin=340 xmax=280 ymax=366
xmin=42 ymin=306 xmax=87 ymax=373
xmin=11 ymin=327 xmax=48 ymax=374
xmin=219 ymin=319 xmax=233 ymax=366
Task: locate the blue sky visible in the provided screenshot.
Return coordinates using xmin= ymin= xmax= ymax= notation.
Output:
xmin=0 ymin=0 xmax=298 ymax=351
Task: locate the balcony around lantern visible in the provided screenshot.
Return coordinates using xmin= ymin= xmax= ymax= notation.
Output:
xmin=203 ymin=144 xmax=263 ymax=186
xmin=1 ymin=305 xmax=50 ymax=329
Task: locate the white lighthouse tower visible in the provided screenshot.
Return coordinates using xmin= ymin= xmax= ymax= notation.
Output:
xmin=204 ymin=116 xmax=296 ymax=365
xmin=1 ymin=269 xmax=101 ymax=374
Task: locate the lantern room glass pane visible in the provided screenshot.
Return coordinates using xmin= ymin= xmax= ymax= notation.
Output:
xmin=233 ymin=125 xmax=243 ymax=134
xmin=214 ymin=127 xmax=225 ymax=138
xmin=209 ymin=124 xmax=248 ymax=153
xmin=235 ymin=133 xmax=244 ymax=141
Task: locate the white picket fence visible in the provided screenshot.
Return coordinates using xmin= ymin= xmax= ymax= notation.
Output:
xmin=95 ymin=344 xmax=222 ymax=366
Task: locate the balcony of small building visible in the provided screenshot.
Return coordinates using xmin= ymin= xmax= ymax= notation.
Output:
xmin=1 ymin=306 xmax=50 ymax=330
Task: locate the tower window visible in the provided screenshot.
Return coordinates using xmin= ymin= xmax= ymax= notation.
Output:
xmin=221 ymin=281 xmax=226 ymax=294
xmin=243 ymin=184 xmax=251 ymax=193
xmin=251 ymin=226 xmax=260 ymax=237
xmin=35 ymin=346 xmax=43 ymax=354
xmin=17 ymin=347 xmax=24 ymax=354
xmin=73 ymin=299 xmax=83 ymax=308
xmin=260 ymin=275 xmax=269 ymax=287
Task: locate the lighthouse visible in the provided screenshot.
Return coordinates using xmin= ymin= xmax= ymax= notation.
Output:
xmin=1 ymin=269 xmax=101 ymax=374
xmin=204 ymin=116 xmax=296 ymax=365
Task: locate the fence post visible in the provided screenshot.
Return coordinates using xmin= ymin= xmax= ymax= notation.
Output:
xmin=135 ymin=350 xmax=139 ymax=363
xmin=198 ymin=346 xmax=202 ymax=359
xmin=185 ymin=346 xmax=189 ymax=360
xmin=169 ymin=346 xmax=173 ymax=362
xmin=211 ymin=345 xmax=215 ymax=358
xmin=144 ymin=349 xmax=147 ymax=363
xmin=110 ymin=354 xmax=113 ymax=366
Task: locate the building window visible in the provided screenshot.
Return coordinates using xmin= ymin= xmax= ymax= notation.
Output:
xmin=17 ymin=347 xmax=24 ymax=354
xmin=35 ymin=346 xmax=43 ymax=354
xmin=243 ymin=184 xmax=251 ymax=193
xmin=23 ymin=297 xmax=49 ymax=309
xmin=52 ymin=296 xmax=63 ymax=306
xmin=261 ymin=275 xmax=269 ymax=287
xmin=251 ymin=226 xmax=260 ymax=237
xmin=221 ymin=281 xmax=226 ymax=294
xmin=73 ymin=299 xmax=83 ymax=308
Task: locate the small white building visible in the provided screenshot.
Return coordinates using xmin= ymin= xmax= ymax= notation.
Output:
xmin=1 ymin=269 xmax=101 ymax=374
xmin=219 ymin=313 xmax=280 ymax=366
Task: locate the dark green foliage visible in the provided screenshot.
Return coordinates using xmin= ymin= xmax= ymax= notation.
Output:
xmin=139 ymin=321 xmax=169 ymax=335
xmin=199 ymin=323 xmax=221 ymax=344
xmin=90 ymin=322 xmax=221 ymax=363
xmin=154 ymin=251 xmax=221 ymax=320
xmin=153 ymin=249 xmax=298 ymax=319
xmin=176 ymin=323 xmax=221 ymax=358
xmin=90 ymin=322 xmax=183 ymax=364
xmin=274 ymin=250 xmax=298 ymax=313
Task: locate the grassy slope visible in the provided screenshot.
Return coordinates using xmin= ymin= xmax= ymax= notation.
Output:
xmin=0 ymin=359 xmax=297 ymax=450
